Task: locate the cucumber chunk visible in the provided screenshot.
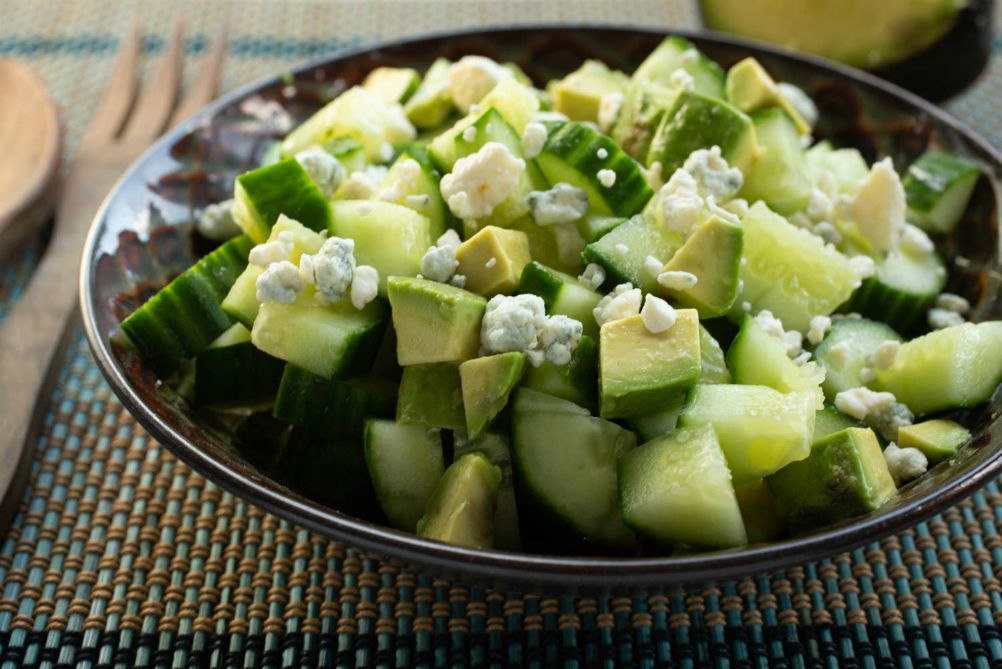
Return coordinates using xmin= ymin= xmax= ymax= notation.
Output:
xmin=678 ymin=384 xmax=816 ymax=484
xmin=273 ymin=366 xmax=396 ymax=434
xmin=536 ymin=121 xmax=654 ymax=218
xmin=362 ymin=67 xmax=421 ymax=105
xmin=813 ymin=405 xmax=865 ymax=442
xmin=521 ymin=335 xmax=599 ymax=412
xmin=518 ymin=261 xmax=602 ymax=338
xmin=194 ymin=341 xmax=285 ymax=410
xmin=511 ymin=388 xmax=637 ymax=549
xmin=397 ymin=363 xmax=465 ymax=430
xmin=633 ymin=36 xmax=726 ymax=100
xmin=364 ymin=420 xmax=444 ymax=532
xmin=699 ymin=324 xmax=732 ymax=384
xmin=904 ymin=150 xmax=981 ymax=233
xmin=739 ymin=108 xmax=811 ymax=215
xmin=618 ymin=425 xmax=747 ymax=549
xmin=233 ymin=159 xmax=333 ymax=243
xmin=873 ymin=322 xmax=1002 ymax=416
xmin=656 ymin=214 xmax=744 ymax=318
xmin=897 ymin=419 xmax=969 ymax=464
xmin=454 ymin=432 xmax=522 ymax=550
xmin=121 ymin=235 xmax=252 ymax=378
xmin=765 ymin=427 xmax=896 ymax=534
xmin=729 ymin=202 xmax=860 ymax=332
xmin=805 ymin=141 xmax=868 ymax=196
xmin=842 ymin=246 xmax=946 ymax=334
xmin=582 ymin=215 xmax=682 ymax=293
xmin=812 ymin=318 xmax=902 ymax=400
xmin=379 ymin=150 xmax=454 ymax=239
xmin=417 ymin=453 xmax=502 ymax=549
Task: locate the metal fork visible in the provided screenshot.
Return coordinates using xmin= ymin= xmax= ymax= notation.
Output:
xmin=0 ymin=23 xmax=228 ymax=531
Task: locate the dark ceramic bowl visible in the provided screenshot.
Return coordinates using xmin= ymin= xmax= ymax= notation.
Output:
xmin=81 ymin=27 xmax=1002 ymax=593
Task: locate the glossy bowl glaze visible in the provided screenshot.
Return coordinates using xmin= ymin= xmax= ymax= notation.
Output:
xmin=81 ymin=27 xmax=1002 ymax=593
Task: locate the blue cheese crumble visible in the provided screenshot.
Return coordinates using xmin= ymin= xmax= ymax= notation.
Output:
xmin=440 ymin=142 xmax=525 ymax=220
xmin=527 ymin=183 xmax=589 ymax=225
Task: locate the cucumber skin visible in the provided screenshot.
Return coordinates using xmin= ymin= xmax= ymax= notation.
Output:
xmin=364 ymin=420 xmax=444 ymax=532
xmin=235 ymin=159 xmax=333 ymax=242
xmin=521 ymin=335 xmax=599 ymax=412
xmin=273 ymin=365 xmax=397 ymax=436
xmin=194 ymin=343 xmax=285 ymax=409
xmin=121 ymin=236 xmax=252 ymax=378
xmin=904 ymin=150 xmax=981 ymax=232
xmin=738 ymin=108 xmax=811 ymax=215
xmin=812 ymin=318 xmax=902 ymax=401
xmin=841 ymin=250 xmax=946 ymax=335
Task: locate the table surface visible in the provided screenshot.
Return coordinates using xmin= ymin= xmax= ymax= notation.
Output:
xmin=4 ymin=1 xmax=1002 ymax=667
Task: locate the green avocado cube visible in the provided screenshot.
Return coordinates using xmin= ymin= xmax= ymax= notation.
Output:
xmin=397 ymin=363 xmax=466 ymax=430
xmin=417 ymin=453 xmax=502 ymax=549
xmin=897 ymin=419 xmax=970 ymax=464
xmin=459 ymin=352 xmax=527 ymax=439
xmin=552 ymin=60 xmax=629 ymax=123
xmin=599 ymin=309 xmax=701 ymax=419
xmin=362 ymin=66 xmax=421 ymax=104
xmin=233 ymin=158 xmax=333 ymax=243
xmin=725 ymin=57 xmax=810 ymax=134
xmin=656 ymin=214 xmax=744 ymax=318
xmin=387 ymin=276 xmax=487 ymax=365
xmin=734 ymin=479 xmax=783 ymax=544
xmin=765 ymin=427 xmax=897 ymax=534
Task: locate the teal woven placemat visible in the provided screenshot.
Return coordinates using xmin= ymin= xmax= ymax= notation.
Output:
xmin=3 ymin=1 xmax=1002 ymax=667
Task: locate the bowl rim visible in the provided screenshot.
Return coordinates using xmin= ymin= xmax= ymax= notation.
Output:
xmin=81 ymin=24 xmax=1002 ymax=590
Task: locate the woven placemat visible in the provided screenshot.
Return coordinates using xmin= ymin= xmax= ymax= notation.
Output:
xmin=3 ymin=1 xmax=1002 ymax=666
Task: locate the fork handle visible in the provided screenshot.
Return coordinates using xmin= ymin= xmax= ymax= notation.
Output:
xmin=0 ymin=158 xmax=127 ymax=531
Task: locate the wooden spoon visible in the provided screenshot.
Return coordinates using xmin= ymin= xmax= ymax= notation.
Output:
xmin=0 ymin=60 xmax=62 ymax=261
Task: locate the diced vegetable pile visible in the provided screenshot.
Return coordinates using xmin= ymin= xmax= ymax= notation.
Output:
xmin=121 ymin=37 xmax=1002 ymax=554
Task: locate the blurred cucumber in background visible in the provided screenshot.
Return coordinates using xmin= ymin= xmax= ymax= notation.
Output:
xmin=699 ymin=0 xmax=994 ymax=101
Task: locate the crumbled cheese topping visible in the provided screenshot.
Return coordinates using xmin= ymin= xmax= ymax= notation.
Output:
xmin=614 ymin=243 xmax=629 ymax=255
xmin=741 ymin=301 xmax=752 ymax=312
xmin=869 ymin=340 xmax=900 ymax=370
xmin=597 ymin=169 xmax=617 ymax=188
xmin=813 ymin=222 xmax=842 ymax=245
xmin=196 ymin=199 xmax=241 ymax=241
xmin=806 ymin=315 xmax=832 ymax=346
xmin=405 ymin=194 xmax=431 ymax=208
xmin=883 ymin=442 xmax=928 ymax=486
xmin=848 ymin=254 xmax=877 ymax=280
xmin=419 ymin=230 xmax=462 ymax=283
xmin=480 ymin=294 xmax=581 ymax=366
xmin=521 ymin=122 xmax=547 ymax=159
xmin=777 ymin=82 xmax=818 ymax=127
xmin=338 ymin=165 xmax=388 ymax=200
xmin=440 ymin=142 xmax=525 ymax=220
xmin=805 ymin=187 xmax=832 ymax=222
xmin=355 ymin=202 xmax=373 ymax=216
xmin=644 ymin=161 xmax=664 ymax=190
xmin=249 ymin=231 xmax=295 ymax=268
xmin=597 ymin=148 xmax=609 ymax=159
xmin=593 ymin=283 xmax=642 ymax=327
xmin=850 ymin=157 xmax=905 ymax=252
xmin=682 ymin=146 xmax=743 ymax=201
xmin=577 ymin=263 xmax=606 ymax=291
xmin=597 ymin=91 xmax=624 ymax=131
xmin=859 ymin=367 xmax=876 ymax=384
xmin=668 ymin=68 xmax=695 ymax=91
xmin=256 ymin=260 xmax=305 ymax=304
xmin=299 ymin=236 xmax=356 ymax=302
xmin=900 ymin=223 xmax=934 ymax=255
xmin=350 ymin=265 xmax=379 ymax=309
xmin=657 ymin=270 xmax=698 ymax=291
xmin=527 ymin=182 xmax=589 ymax=225
xmin=450 ymin=274 xmax=467 ymax=288
xmin=928 ymin=308 xmax=965 ymax=330
xmin=935 ymin=293 xmax=970 ymax=314
xmin=792 ymin=351 xmax=812 ymax=366
xmin=533 ymin=110 xmax=569 ymax=124
xmin=721 ymin=197 xmax=749 ymax=219
xmin=826 ymin=341 xmax=851 ymax=367
xmin=485 ymin=257 xmax=497 ymax=269
xmin=835 ymin=387 xmax=913 ymax=441
xmin=462 ymin=126 xmax=478 ymax=143
xmin=378 ymin=142 xmax=394 ymax=163
xmin=295 ymin=147 xmax=345 ymax=199
xmin=659 ymin=168 xmax=703 ymax=235
xmin=641 ymin=294 xmax=677 ymax=334
xmin=538 ymin=315 xmax=583 ymax=366
xmin=447 ymin=55 xmax=512 ymax=113
xmin=754 ymin=309 xmax=803 ymax=358
xmin=644 ymin=255 xmax=664 ymax=277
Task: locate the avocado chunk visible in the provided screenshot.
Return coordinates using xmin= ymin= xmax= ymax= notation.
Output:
xmin=404 ymin=58 xmax=455 ymax=129
xmin=646 ymin=91 xmax=757 ymax=174
xmin=417 ymin=453 xmax=502 ymax=549
xmin=611 ymin=81 xmax=680 ymax=161
xmin=552 ymin=60 xmax=629 ymax=122
xmin=656 ymin=215 xmax=744 ymax=318
xmin=453 ymin=432 xmax=522 ymax=550
xmin=387 ymin=276 xmax=487 ymax=365
xmin=599 ymin=309 xmax=701 ymax=419
xmin=455 ymin=226 xmax=532 ymax=298
xmin=632 ymin=36 xmax=726 ymax=99
xmin=522 ymin=334 xmax=598 ymax=412
xmin=725 ymin=57 xmax=810 ymax=134
xmin=734 ymin=479 xmax=782 ymax=544
xmin=233 ymin=158 xmax=333 ymax=243
xmin=898 ymin=419 xmax=970 ymax=464
xmin=397 ymin=363 xmax=465 ymax=430
xmin=618 ymin=425 xmax=747 ymax=549
xmin=459 ymin=352 xmax=527 ymax=438
xmin=765 ymin=427 xmax=897 ymax=534
xmin=362 ymin=66 xmax=420 ymax=104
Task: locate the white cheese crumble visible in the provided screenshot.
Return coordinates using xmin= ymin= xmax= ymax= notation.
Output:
xmin=668 ymin=68 xmax=695 ymax=91
xmin=644 ymin=161 xmax=664 ymax=190
xmin=848 ymin=254 xmax=877 ymax=280
xmin=355 ymin=202 xmax=373 ymax=216
xmin=721 ymin=197 xmax=749 ymax=219
xmin=405 ymin=194 xmax=431 ymax=208
xmin=883 ymin=443 xmax=929 ymax=486
xmin=641 ymin=294 xmax=677 ymax=334
xmin=741 ymin=301 xmax=752 ymax=312
xmin=538 ymin=315 xmax=583 ymax=366
xmin=682 ymin=146 xmax=743 ymax=201
xmin=197 ymin=199 xmax=241 ymax=241
xmin=299 ymin=236 xmax=356 ymax=302
xmin=806 ymin=315 xmax=832 ymax=346
xmin=485 ymin=257 xmax=497 ymax=269
xmin=659 ymin=168 xmax=703 ymax=235
xmin=533 ymin=110 xmax=569 ymax=124
xmin=527 ymin=182 xmax=589 ymax=225
xmin=462 ymin=126 xmax=478 ymax=143
xmin=256 ymin=260 xmax=304 ymax=304
xmin=777 ymin=82 xmax=818 ymax=127
xmin=813 ymin=222 xmax=842 ymax=245
xmin=419 ymin=230 xmax=462 ymax=283
xmin=450 ymin=274 xmax=467 ymax=288
xmin=834 ymin=387 xmax=913 ymax=441
xmin=597 ymin=91 xmax=624 ymax=132
xmin=805 ymin=187 xmax=832 ymax=222
xmin=869 ymin=340 xmax=900 ymax=370
xmin=378 ymin=142 xmax=394 ymax=163
xmin=753 ymin=310 xmax=803 ymax=358
xmin=615 ymin=243 xmax=629 ymax=255
xmin=480 ymin=295 xmax=582 ymax=366
xmin=440 ymin=142 xmax=525 ymax=220
xmin=447 ymin=55 xmax=512 ymax=113
xmin=593 ymin=283 xmax=642 ymax=327
xmin=597 ymin=169 xmax=617 ymax=188
xmin=792 ymin=351 xmax=812 ymax=366
xmin=935 ymin=293 xmax=970 ymax=314
xmin=295 ymin=147 xmax=345 ymax=199
xmin=350 ymin=265 xmax=379 ymax=309
xmin=521 ymin=122 xmax=547 ymax=159
xmin=657 ymin=270 xmax=698 ymax=291
xmin=900 ymin=223 xmax=934 ymax=255
xmin=338 ymin=165 xmax=388 ymax=200
xmin=826 ymin=341 xmax=851 ymax=368
xmin=597 ymin=148 xmax=609 ymax=159
xmin=578 ymin=263 xmax=606 ymax=291
xmin=249 ymin=231 xmax=294 ymax=268
xmin=859 ymin=367 xmax=876 ymax=384
xmin=644 ymin=255 xmax=664 ymax=277
xmin=850 ymin=157 xmax=905 ymax=252
xmin=928 ymin=308 xmax=965 ymax=330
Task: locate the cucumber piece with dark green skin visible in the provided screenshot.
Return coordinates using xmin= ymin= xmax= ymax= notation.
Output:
xmin=738 ymin=108 xmax=812 ymax=215
xmin=364 ymin=420 xmax=444 ymax=531
xmin=283 ymin=426 xmax=381 ymax=520
xmin=812 ymin=318 xmax=903 ymax=400
xmin=521 ymin=335 xmax=599 ymax=412
xmin=194 ymin=342 xmax=285 ymax=409
xmin=536 ymin=121 xmax=654 ymax=218
xmin=576 ymin=215 xmax=626 ymax=244
xmin=646 ymin=91 xmax=757 ymax=174
xmin=517 ymin=261 xmax=602 ymax=338
xmin=726 ymin=314 xmax=825 ymax=405
xmin=121 ymin=235 xmax=253 ymax=378
xmin=272 ymin=365 xmax=397 ymax=435
xmin=384 ymin=148 xmax=458 ymax=238
xmin=623 ymin=393 xmax=686 ymax=443
xmin=582 ymin=215 xmax=682 ymax=293
xmin=813 ymin=405 xmax=865 ymax=443
xmin=842 ymin=246 xmax=946 ymax=335
xmin=453 ymin=432 xmax=522 ymax=550
xmin=233 ymin=158 xmax=333 ymax=243
xmin=632 ymin=36 xmax=726 ymax=99
xmin=903 ymin=150 xmax=981 ymax=234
